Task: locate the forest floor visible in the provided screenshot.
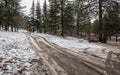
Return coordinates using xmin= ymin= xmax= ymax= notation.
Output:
xmin=0 ymin=30 xmax=120 ymax=75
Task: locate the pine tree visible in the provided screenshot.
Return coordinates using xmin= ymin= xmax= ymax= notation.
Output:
xmin=75 ymin=0 xmax=91 ymax=37
xmin=92 ymin=20 xmax=100 ymax=35
xmin=0 ymin=0 xmax=22 ymax=31
xmin=30 ymin=0 xmax=35 ymax=32
xmin=36 ymin=0 xmax=42 ymax=32
xmin=43 ymin=0 xmax=48 ymax=33
xmin=3 ymin=0 xmax=10 ymax=31
xmin=90 ymin=0 xmax=120 ymax=43
xmin=0 ymin=0 xmax=5 ymax=30
xmin=48 ymin=0 xmax=61 ymax=35
xmin=60 ymin=0 xmax=64 ymax=36
xmin=98 ymin=0 xmax=104 ymax=43
xmin=103 ymin=1 xmax=120 ymax=42
xmin=64 ymin=1 xmax=75 ymax=36
xmin=11 ymin=0 xmax=22 ymax=31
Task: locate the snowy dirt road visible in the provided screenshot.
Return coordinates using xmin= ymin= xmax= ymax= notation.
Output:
xmin=1 ymin=31 xmax=119 ymax=75
xmin=29 ymin=34 xmax=106 ymax=75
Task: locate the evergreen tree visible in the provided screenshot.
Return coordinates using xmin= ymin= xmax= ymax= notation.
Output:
xmin=20 ymin=14 xmax=30 ymax=29
xmin=48 ymin=0 xmax=61 ymax=35
xmin=42 ymin=0 xmax=48 ymax=33
xmin=103 ymin=1 xmax=120 ymax=42
xmin=0 ymin=0 xmax=22 ymax=31
xmin=30 ymin=0 xmax=35 ymax=32
xmin=91 ymin=0 xmax=120 ymax=43
xmin=60 ymin=0 xmax=64 ymax=36
xmin=98 ymin=0 xmax=104 ymax=43
xmin=11 ymin=0 xmax=23 ymax=31
xmin=92 ymin=20 xmax=100 ymax=35
xmin=0 ymin=0 xmax=5 ymax=30
xmin=75 ymin=0 xmax=91 ymax=37
xmin=36 ymin=0 xmax=42 ymax=32
xmin=64 ymin=1 xmax=75 ymax=36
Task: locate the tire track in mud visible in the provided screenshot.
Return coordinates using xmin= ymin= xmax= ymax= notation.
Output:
xmin=30 ymin=35 xmax=104 ymax=75
xmin=39 ymin=35 xmax=107 ymax=75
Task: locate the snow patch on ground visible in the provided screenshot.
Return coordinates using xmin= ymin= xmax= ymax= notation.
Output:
xmin=0 ymin=31 xmax=51 ymax=75
xmin=0 ymin=31 xmax=36 ymax=59
xmin=35 ymin=33 xmax=109 ymax=58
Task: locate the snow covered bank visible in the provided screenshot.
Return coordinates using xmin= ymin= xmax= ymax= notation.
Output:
xmin=0 ymin=31 xmax=51 ymax=75
xmin=0 ymin=31 xmax=36 ymax=60
xmin=35 ymin=33 xmax=110 ymax=58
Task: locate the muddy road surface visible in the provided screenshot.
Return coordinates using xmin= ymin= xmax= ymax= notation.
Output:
xmin=28 ymin=35 xmax=104 ymax=75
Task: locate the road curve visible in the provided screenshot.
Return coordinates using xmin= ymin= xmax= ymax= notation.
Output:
xmin=29 ymin=35 xmax=104 ymax=75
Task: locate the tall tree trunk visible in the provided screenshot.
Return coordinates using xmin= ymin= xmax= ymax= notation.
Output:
xmin=5 ymin=24 xmax=8 ymax=31
xmin=115 ymin=34 xmax=118 ymax=42
xmin=109 ymin=35 xmax=111 ymax=41
xmin=76 ymin=16 xmax=79 ymax=36
xmin=115 ymin=31 xmax=118 ymax=42
xmin=50 ymin=25 xmax=52 ymax=34
xmin=0 ymin=25 xmax=1 ymax=30
xmin=99 ymin=0 xmax=105 ymax=43
xmin=61 ymin=0 xmax=64 ymax=36
xmin=11 ymin=25 xmax=13 ymax=32
xmin=44 ymin=25 xmax=46 ymax=33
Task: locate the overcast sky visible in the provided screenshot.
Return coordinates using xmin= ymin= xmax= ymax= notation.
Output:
xmin=21 ymin=0 xmax=48 ymax=15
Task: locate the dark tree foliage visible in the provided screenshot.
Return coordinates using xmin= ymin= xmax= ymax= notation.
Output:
xmin=30 ymin=0 xmax=35 ymax=32
xmin=75 ymin=0 xmax=91 ymax=37
xmin=48 ymin=0 xmax=61 ymax=35
xmin=42 ymin=0 xmax=48 ymax=33
xmin=27 ymin=0 xmax=120 ymax=43
xmin=0 ymin=0 xmax=22 ymax=31
xmin=35 ymin=0 xmax=42 ymax=32
xmin=103 ymin=0 xmax=120 ymax=42
xmin=63 ymin=1 xmax=75 ymax=36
